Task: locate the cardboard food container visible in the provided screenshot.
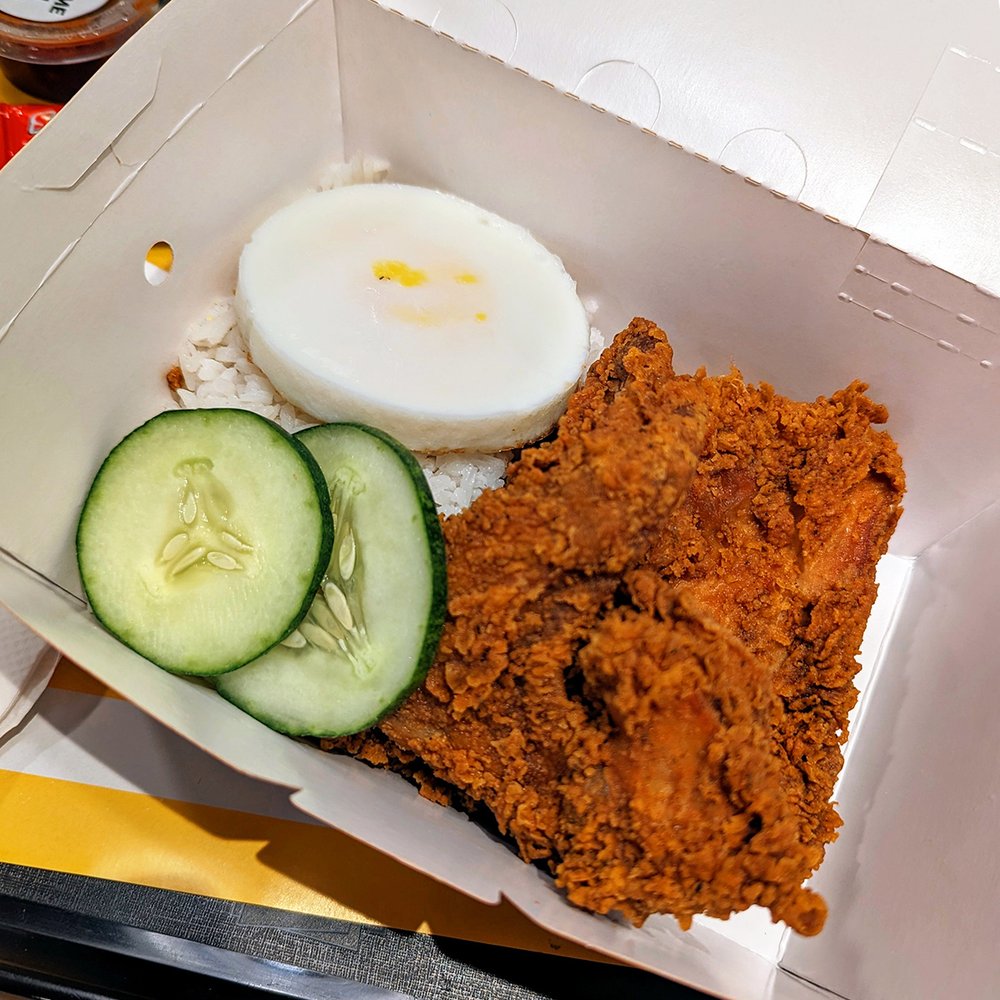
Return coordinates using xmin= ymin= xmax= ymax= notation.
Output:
xmin=1 ymin=0 xmax=998 ymax=996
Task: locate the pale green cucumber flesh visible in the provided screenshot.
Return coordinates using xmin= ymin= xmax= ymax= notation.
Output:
xmin=76 ymin=408 xmax=333 ymax=676
xmin=216 ymin=422 xmax=447 ymax=737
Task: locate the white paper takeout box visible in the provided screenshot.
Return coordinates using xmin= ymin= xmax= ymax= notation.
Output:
xmin=1 ymin=1 xmax=999 ymax=997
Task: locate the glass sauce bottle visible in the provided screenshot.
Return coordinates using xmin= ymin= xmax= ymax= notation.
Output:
xmin=0 ymin=0 xmax=157 ymax=103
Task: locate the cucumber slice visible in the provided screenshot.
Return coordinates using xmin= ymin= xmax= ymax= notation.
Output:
xmin=76 ymin=409 xmax=333 ymax=676
xmin=216 ymin=422 xmax=447 ymax=737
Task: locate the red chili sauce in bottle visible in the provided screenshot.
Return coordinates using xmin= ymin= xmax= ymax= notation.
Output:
xmin=0 ymin=0 xmax=157 ymax=103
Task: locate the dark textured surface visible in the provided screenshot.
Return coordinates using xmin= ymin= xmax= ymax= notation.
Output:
xmin=0 ymin=864 xmax=710 ymax=999
xmin=0 ymin=892 xmax=409 ymax=999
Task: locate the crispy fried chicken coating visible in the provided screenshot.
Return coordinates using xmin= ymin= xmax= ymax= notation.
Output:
xmin=324 ymin=319 xmax=904 ymax=937
xmin=557 ymin=571 xmax=826 ymax=934
xmin=650 ymin=372 xmax=905 ymax=864
xmin=378 ymin=319 xmax=711 ymax=860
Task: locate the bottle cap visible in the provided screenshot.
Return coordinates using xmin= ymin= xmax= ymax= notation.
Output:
xmin=0 ymin=1 xmax=109 ymax=23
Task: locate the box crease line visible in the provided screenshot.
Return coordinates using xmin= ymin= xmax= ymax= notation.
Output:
xmin=24 ymin=58 xmax=162 ymax=193
xmin=846 ymin=266 xmax=1000 ymax=337
xmin=839 ymin=292 xmax=996 ymax=370
xmin=775 ymin=962 xmax=848 ymax=1000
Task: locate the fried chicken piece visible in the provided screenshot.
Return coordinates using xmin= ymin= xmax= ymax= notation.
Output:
xmin=557 ymin=571 xmax=826 ymax=935
xmin=325 ymin=319 xmax=903 ymax=937
xmin=377 ymin=319 xmax=712 ymax=860
xmin=328 ymin=321 xmax=829 ymax=933
xmin=550 ymin=355 xmax=902 ymax=932
xmin=649 ymin=370 xmax=906 ymax=866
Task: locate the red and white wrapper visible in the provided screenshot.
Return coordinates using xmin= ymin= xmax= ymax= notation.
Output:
xmin=0 ymin=102 xmax=60 ymax=167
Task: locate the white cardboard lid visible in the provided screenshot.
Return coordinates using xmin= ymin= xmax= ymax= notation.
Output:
xmin=391 ymin=0 xmax=1000 ymax=293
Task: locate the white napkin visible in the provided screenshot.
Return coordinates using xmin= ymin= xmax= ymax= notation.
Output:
xmin=0 ymin=604 xmax=59 ymax=739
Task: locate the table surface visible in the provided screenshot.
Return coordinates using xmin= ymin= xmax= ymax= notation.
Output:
xmin=0 ymin=665 xmax=714 ymax=1000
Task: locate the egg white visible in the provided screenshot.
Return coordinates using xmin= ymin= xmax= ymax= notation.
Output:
xmin=236 ymin=184 xmax=591 ymax=452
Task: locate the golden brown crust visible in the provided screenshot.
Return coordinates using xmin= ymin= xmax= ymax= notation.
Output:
xmin=165 ymin=365 xmax=184 ymax=391
xmin=555 ymin=576 xmax=826 ymax=933
xmin=650 ymin=371 xmax=906 ymax=861
xmin=324 ymin=318 xmax=905 ymax=937
xmin=379 ymin=319 xmax=711 ymax=860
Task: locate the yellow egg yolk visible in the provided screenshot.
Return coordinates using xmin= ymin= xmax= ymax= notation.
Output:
xmin=372 ymin=260 xmax=428 ymax=286
xmin=373 ymin=261 xmax=488 ymax=327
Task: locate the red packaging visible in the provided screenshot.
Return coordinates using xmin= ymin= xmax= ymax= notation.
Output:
xmin=0 ymin=102 xmax=60 ymax=167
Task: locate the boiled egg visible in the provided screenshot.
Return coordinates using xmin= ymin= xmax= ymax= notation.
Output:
xmin=235 ymin=183 xmax=591 ymax=451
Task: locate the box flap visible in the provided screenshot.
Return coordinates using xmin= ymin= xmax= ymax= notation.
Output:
xmin=783 ymin=500 xmax=1000 ymax=999
xmin=0 ymin=0 xmax=343 ymax=591
xmin=858 ymin=45 xmax=1000 ymax=293
xmin=15 ymin=55 xmax=160 ymax=192
xmin=389 ymin=0 xmax=1000 ymax=295
xmin=0 ymin=0 xmax=336 ymax=343
xmin=108 ymin=0 xmax=329 ymax=168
